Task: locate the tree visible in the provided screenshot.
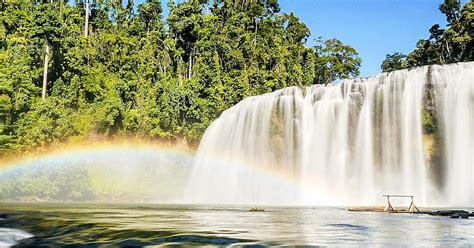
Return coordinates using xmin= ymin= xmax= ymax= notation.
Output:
xmin=31 ymin=2 xmax=61 ymax=100
xmin=314 ymin=38 xmax=361 ymax=85
xmin=136 ymin=0 xmax=163 ymax=36
xmin=381 ymin=52 xmax=407 ymax=72
xmin=167 ymin=0 xmax=204 ymax=80
xmin=439 ymin=0 xmax=461 ymax=24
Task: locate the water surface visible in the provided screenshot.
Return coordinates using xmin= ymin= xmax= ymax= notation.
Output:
xmin=0 ymin=204 xmax=472 ymax=246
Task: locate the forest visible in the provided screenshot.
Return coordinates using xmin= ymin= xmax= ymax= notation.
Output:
xmin=0 ymin=0 xmax=472 ymax=155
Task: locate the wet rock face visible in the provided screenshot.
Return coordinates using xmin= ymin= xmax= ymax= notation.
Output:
xmin=424 ymin=79 xmax=438 ymax=113
xmin=422 ymin=72 xmax=447 ymax=191
xmin=422 ymin=75 xmax=442 ymax=135
xmin=423 ymin=133 xmax=446 ymax=190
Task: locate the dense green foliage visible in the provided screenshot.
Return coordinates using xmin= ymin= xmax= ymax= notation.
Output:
xmin=0 ymin=163 xmax=95 ymax=201
xmin=381 ymin=0 xmax=473 ymax=72
xmin=0 ymin=0 xmax=361 ymax=153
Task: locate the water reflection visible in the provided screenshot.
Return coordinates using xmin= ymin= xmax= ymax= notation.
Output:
xmin=0 ymin=204 xmax=472 ymax=246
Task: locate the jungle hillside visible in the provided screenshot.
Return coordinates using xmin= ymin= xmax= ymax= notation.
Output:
xmin=0 ymin=0 xmax=472 ymax=155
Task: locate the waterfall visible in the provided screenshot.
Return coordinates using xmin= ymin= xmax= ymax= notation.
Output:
xmin=186 ymin=62 xmax=474 ymax=206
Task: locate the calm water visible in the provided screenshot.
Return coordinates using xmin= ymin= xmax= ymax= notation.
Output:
xmin=0 ymin=204 xmax=473 ymax=246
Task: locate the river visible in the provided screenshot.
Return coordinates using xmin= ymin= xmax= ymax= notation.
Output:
xmin=0 ymin=204 xmax=472 ymax=246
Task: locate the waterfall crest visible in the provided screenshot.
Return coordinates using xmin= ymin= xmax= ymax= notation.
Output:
xmin=186 ymin=62 xmax=474 ymax=206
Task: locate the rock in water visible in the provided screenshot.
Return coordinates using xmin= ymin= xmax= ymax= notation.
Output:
xmin=460 ymin=214 xmax=469 ymax=219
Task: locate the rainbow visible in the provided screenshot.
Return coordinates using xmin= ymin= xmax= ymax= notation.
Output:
xmin=0 ymin=143 xmax=302 ymax=191
xmin=0 ymin=141 xmax=334 ymax=205
xmin=0 ymin=141 xmax=195 ymax=172
xmin=0 ymin=141 xmax=299 ymax=186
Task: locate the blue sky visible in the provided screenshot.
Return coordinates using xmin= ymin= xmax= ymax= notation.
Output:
xmin=135 ymin=0 xmax=457 ymax=77
xmin=277 ymin=0 xmax=452 ymax=76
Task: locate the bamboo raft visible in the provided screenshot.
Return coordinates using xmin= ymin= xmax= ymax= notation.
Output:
xmin=349 ymin=206 xmax=431 ymax=214
xmin=349 ymin=195 xmax=429 ymax=213
xmin=348 ymin=195 xmax=473 ymax=218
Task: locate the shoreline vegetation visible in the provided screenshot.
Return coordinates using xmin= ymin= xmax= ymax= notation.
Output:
xmin=1 ymin=0 xmax=471 ymax=157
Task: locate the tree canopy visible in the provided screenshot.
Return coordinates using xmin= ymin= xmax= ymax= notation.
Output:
xmin=0 ymin=0 xmax=361 ymax=154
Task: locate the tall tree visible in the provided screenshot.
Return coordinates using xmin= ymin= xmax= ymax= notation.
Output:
xmin=31 ymin=2 xmax=61 ymax=100
xmin=381 ymin=52 xmax=407 ymax=72
xmin=167 ymin=0 xmax=204 ymax=80
xmin=314 ymin=38 xmax=361 ymax=85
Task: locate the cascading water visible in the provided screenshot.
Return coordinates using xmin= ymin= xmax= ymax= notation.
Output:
xmin=186 ymin=62 xmax=474 ymax=206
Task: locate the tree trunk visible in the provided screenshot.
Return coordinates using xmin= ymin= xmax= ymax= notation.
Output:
xmin=84 ymin=0 xmax=90 ymax=38
xmin=254 ymin=18 xmax=258 ymax=46
xmin=42 ymin=42 xmax=50 ymax=100
xmin=445 ymin=39 xmax=451 ymax=62
xmin=324 ymin=76 xmax=333 ymax=86
xmin=188 ymin=51 xmax=193 ymax=79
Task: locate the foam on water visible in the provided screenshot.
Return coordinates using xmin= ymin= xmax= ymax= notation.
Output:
xmin=0 ymin=228 xmax=33 ymax=247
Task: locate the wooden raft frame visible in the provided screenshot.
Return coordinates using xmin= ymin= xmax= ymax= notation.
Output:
xmin=383 ymin=194 xmax=420 ymax=213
